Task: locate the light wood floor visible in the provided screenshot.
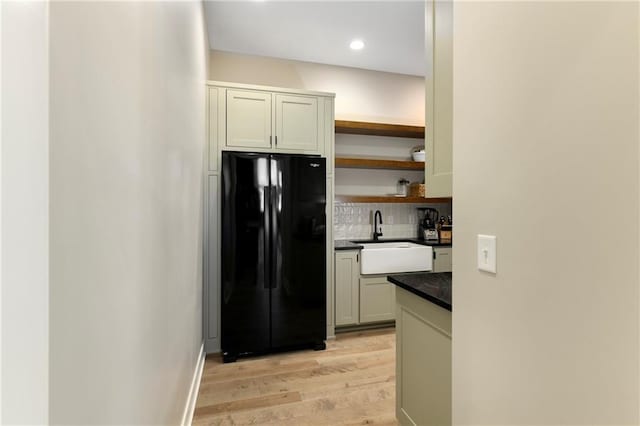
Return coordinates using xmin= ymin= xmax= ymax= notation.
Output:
xmin=193 ymin=327 xmax=397 ymax=426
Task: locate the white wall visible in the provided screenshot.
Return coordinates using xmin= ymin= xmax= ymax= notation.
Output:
xmin=452 ymin=2 xmax=640 ymax=424
xmin=209 ymin=49 xmax=424 ymax=125
xmin=0 ymin=2 xmax=50 ymax=424
xmin=49 ymin=1 xmax=207 ymax=424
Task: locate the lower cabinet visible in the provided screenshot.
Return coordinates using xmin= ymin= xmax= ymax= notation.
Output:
xmin=334 ymin=250 xmax=396 ymax=327
xmin=359 ymin=276 xmax=395 ymax=324
xmin=335 ymin=251 xmax=359 ymax=326
xmin=335 ymin=248 xmax=452 ymax=332
xmin=433 ymin=247 xmax=452 ymax=273
xmin=396 ymin=287 xmax=451 ymax=425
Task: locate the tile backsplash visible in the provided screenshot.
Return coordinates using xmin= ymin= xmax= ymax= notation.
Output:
xmin=334 ymin=202 xmax=452 ymax=240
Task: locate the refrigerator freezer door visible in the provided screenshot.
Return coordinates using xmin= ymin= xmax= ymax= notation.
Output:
xmin=221 ymin=152 xmax=271 ymax=358
xmin=270 ymin=155 xmax=327 ymax=349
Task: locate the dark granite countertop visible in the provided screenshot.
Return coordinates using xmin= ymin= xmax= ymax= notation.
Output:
xmin=334 ymin=240 xmax=364 ymax=250
xmin=387 ymin=272 xmax=452 ymax=311
xmin=335 ymin=238 xmax=451 ymax=250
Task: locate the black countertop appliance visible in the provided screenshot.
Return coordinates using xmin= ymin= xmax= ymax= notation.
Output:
xmin=417 ymin=207 xmax=439 ymax=240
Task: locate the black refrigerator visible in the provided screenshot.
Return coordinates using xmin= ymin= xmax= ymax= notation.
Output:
xmin=221 ymin=152 xmax=327 ymax=363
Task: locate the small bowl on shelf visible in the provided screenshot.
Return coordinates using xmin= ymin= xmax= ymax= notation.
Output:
xmin=412 ymin=151 xmax=426 ymax=162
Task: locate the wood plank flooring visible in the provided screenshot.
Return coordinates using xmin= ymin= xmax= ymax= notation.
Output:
xmin=193 ymin=328 xmax=397 ymax=426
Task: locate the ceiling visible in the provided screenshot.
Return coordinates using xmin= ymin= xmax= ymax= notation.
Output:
xmin=204 ymin=1 xmax=425 ymax=77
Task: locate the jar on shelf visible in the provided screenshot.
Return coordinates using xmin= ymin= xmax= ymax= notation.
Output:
xmin=397 ymin=178 xmax=410 ymax=197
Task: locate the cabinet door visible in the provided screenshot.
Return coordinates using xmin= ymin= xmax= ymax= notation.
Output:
xmin=208 ymin=88 xmax=219 ymax=171
xmin=425 ymin=0 xmax=453 ymax=196
xmin=335 ymin=251 xmax=359 ymax=326
xmin=360 ymin=275 xmax=395 ymax=324
xmin=396 ymin=287 xmax=451 ymax=426
xmin=326 ymin=177 xmax=335 ymax=338
xmin=274 ymin=94 xmax=319 ymax=152
xmin=204 ymin=175 xmax=220 ymax=353
xmin=324 ymin=97 xmax=335 ymax=175
xmin=226 ymin=90 xmax=272 ymax=149
xmin=433 ymin=247 xmax=452 ymax=273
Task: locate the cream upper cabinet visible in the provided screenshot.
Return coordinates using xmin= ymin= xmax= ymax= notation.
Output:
xmin=274 ymin=94 xmax=319 ymax=152
xmin=220 ymin=84 xmax=329 ymax=154
xmin=425 ymin=0 xmax=453 ymax=197
xmin=226 ymin=89 xmax=272 ymax=149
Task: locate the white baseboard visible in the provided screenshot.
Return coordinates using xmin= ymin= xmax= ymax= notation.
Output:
xmin=327 ymin=325 xmax=335 ymax=340
xmin=181 ymin=342 xmax=206 ymax=426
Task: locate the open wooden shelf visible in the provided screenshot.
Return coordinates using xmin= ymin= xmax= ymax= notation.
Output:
xmin=335 ymin=195 xmax=452 ymax=204
xmin=335 ymin=120 xmax=425 ymax=139
xmin=333 ymin=121 xmax=434 ymax=205
xmin=335 ymin=157 xmax=424 ymax=171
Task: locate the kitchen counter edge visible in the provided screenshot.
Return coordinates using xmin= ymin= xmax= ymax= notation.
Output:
xmin=387 ymin=272 xmax=452 ymax=312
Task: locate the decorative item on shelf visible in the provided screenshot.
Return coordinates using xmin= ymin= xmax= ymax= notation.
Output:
xmin=396 ymin=178 xmax=410 ymax=197
xmin=409 ymin=182 xmax=425 ymax=197
xmin=411 ymin=145 xmax=426 ymax=162
xmin=439 ymin=225 xmax=452 ymax=243
xmin=438 ymin=215 xmax=452 ymax=243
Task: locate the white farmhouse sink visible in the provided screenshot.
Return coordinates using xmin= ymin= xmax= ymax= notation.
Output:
xmin=359 ymin=242 xmax=433 ymax=275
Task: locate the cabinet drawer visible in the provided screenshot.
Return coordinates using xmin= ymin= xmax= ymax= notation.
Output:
xmin=360 ymin=275 xmax=395 ymax=324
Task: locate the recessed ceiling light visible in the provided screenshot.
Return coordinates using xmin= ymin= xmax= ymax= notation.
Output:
xmin=349 ymin=39 xmax=365 ymax=50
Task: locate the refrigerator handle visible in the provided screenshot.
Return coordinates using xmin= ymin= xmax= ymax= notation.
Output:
xmin=271 ymin=158 xmax=280 ymax=290
xmin=263 ymin=177 xmax=271 ymax=290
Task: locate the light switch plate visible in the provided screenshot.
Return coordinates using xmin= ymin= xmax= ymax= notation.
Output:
xmin=477 ymin=235 xmax=497 ymax=273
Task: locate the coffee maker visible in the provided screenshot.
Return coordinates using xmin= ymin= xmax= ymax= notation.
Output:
xmin=417 ymin=207 xmax=439 ymax=241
